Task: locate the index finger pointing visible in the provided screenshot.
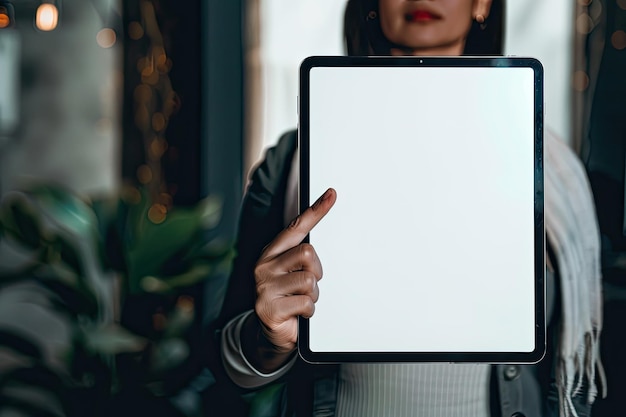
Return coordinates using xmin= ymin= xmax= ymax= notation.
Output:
xmin=260 ymin=188 xmax=337 ymax=262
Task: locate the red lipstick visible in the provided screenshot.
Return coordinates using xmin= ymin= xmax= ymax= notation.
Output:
xmin=406 ymin=10 xmax=439 ymax=22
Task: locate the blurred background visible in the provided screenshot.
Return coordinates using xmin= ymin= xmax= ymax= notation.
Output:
xmin=0 ymin=0 xmax=625 ymax=416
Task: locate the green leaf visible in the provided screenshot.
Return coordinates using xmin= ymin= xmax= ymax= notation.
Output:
xmin=140 ymin=263 xmax=213 ymax=294
xmin=150 ymin=338 xmax=189 ymax=373
xmin=81 ymin=324 xmax=147 ymax=355
xmin=0 ymin=194 xmax=44 ymax=249
xmin=195 ymin=195 xmax=222 ymax=229
xmin=33 ymin=185 xmax=97 ymax=239
xmin=0 ymin=184 xmax=102 ymax=283
xmin=126 ymin=195 xmax=224 ymax=293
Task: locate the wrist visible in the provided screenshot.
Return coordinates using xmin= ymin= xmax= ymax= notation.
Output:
xmin=241 ymin=313 xmax=296 ymax=374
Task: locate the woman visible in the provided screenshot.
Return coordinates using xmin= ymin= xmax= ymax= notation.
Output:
xmin=215 ymin=1 xmax=604 ymax=416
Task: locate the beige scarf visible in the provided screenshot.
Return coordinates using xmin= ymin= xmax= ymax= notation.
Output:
xmin=544 ymin=130 xmax=606 ymax=416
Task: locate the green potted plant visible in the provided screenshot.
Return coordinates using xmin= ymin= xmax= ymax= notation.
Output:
xmin=0 ymin=182 xmax=233 ymax=417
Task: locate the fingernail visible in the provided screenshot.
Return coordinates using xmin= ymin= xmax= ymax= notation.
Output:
xmin=313 ymin=189 xmax=331 ymax=208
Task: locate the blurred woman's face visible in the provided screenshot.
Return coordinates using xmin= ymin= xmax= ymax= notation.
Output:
xmin=379 ymin=0 xmax=481 ymax=55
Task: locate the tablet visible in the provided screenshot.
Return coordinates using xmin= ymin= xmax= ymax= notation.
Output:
xmin=298 ymin=56 xmax=545 ymax=364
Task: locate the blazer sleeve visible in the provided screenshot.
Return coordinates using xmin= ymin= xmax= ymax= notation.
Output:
xmin=215 ymin=130 xmax=298 ymax=329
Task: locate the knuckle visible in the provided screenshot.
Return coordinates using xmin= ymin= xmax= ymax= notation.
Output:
xmin=254 ymin=264 xmax=275 ymax=287
xmin=255 ymin=274 xmax=274 ymax=298
xmin=255 ymin=281 xmax=267 ymax=298
xmin=311 ymin=285 xmax=320 ymax=303
xmin=302 ymin=298 xmax=316 ymax=318
xmin=254 ymin=300 xmax=267 ymax=319
xmin=299 ymin=243 xmax=316 ymax=260
xmin=288 ymin=215 xmax=301 ymax=230
xmin=302 ymin=273 xmax=316 ymax=292
xmin=253 ymin=264 xmax=265 ymax=281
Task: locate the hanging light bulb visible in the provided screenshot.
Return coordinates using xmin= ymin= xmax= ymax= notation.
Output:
xmin=36 ymin=2 xmax=59 ymax=32
xmin=0 ymin=5 xmax=13 ymax=29
xmin=0 ymin=14 xmax=10 ymax=29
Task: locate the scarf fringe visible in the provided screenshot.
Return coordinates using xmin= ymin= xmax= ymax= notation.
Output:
xmin=545 ymin=130 xmax=606 ymax=417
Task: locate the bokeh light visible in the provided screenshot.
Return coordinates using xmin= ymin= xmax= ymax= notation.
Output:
xmin=128 ymin=21 xmax=144 ymax=40
xmin=158 ymin=58 xmax=173 ymax=75
xmin=176 ymin=296 xmax=195 ymax=314
xmin=151 ymin=112 xmax=166 ymax=132
xmin=148 ymin=203 xmax=167 ymax=224
xmin=611 ymin=30 xmax=626 ymax=50
xmin=137 ymin=164 xmax=153 ymax=184
xmin=135 ymin=105 xmax=150 ymax=131
xmin=142 ymin=69 xmax=159 ymax=85
xmin=134 ymin=84 xmax=153 ymax=103
xmin=122 ymin=186 xmax=142 ymax=205
xmin=158 ymin=193 xmax=173 ymax=208
xmin=36 ymin=3 xmax=59 ymax=32
xmin=154 ymin=46 xmax=167 ymax=66
xmin=150 ymin=138 xmax=168 ymax=159
xmin=96 ymin=28 xmax=117 ymax=48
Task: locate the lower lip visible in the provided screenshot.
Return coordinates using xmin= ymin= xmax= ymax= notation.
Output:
xmin=407 ymin=11 xmax=437 ymax=22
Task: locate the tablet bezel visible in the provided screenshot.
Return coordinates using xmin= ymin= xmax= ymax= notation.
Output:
xmin=298 ymin=56 xmax=545 ymax=364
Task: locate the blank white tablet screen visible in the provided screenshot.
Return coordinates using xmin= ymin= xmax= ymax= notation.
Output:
xmin=306 ymin=65 xmax=536 ymax=353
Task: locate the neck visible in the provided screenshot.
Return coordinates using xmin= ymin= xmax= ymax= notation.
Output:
xmin=390 ymin=40 xmax=466 ymax=56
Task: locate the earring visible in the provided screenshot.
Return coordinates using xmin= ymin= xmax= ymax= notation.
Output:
xmin=475 ymin=14 xmax=487 ymax=30
xmin=367 ymin=10 xmax=377 ymax=20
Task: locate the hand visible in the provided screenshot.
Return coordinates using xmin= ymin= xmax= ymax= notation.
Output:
xmin=253 ymin=188 xmax=336 ymax=353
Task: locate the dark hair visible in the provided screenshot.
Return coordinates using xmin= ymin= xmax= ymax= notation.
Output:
xmin=344 ymin=0 xmax=505 ymax=56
